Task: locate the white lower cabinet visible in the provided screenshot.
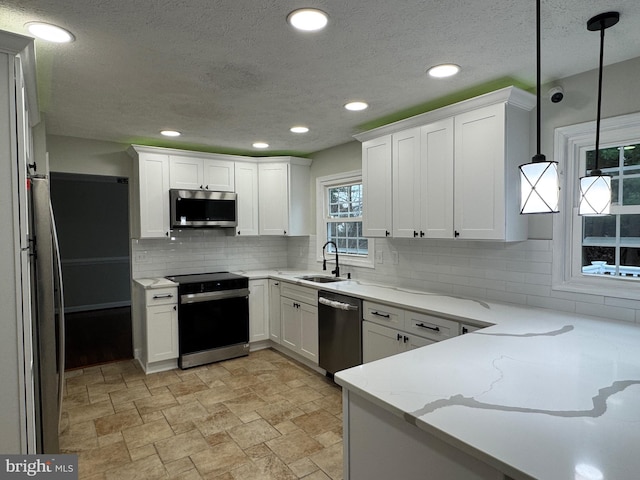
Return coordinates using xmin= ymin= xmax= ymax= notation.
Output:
xmin=147 ymin=304 xmax=179 ymax=362
xmin=362 ymin=300 xmax=458 ymax=363
xmin=363 ymin=321 xmax=434 ymax=363
xmin=249 ymin=279 xmax=269 ymax=342
xmin=279 ymin=282 xmax=318 ymax=363
xmin=132 ymin=281 xmax=179 ymax=373
xmin=268 ymin=280 xmax=281 ymax=344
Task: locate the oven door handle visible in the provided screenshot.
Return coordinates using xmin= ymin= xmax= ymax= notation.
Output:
xmin=180 ymin=288 xmax=249 ymax=304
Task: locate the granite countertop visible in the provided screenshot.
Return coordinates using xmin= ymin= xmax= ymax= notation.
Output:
xmin=242 ymin=269 xmax=640 ymax=480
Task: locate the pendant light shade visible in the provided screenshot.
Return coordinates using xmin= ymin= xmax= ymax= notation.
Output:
xmin=520 ymin=158 xmax=560 ymax=214
xmin=519 ymin=0 xmax=560 ymax=214
xmin=579 ymin=174 xmax=611 ymax=215
xmin=578 ymin=12 xmax=619 ymax=216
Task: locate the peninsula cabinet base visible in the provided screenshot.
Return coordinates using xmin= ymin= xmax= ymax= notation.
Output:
xmin=342 ymin=390 xmax=509 ymax=480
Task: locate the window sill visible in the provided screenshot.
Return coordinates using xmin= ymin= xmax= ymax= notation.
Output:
xmin=553 ymin=276 xmax=640 ymax=301
xmin=315 ymin=256 xmax=374 ymax=270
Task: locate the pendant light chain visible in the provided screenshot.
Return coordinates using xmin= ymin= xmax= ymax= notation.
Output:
xmin=593 ymin=22 xmax=606 ymax=174
xmin=535 ymin=0 xmax=542 ymax=159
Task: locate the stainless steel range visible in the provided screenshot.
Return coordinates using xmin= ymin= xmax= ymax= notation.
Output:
xmin=165 ymin=272 xmax=249 ymax=369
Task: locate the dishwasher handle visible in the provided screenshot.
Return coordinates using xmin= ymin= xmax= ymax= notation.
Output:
xmin=319 ymin=296 xmax=359 ymax=311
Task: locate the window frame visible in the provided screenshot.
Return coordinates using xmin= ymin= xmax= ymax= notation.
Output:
xmin=553 ymin=111 xmax=640 ymax=299
xmin=316 ymin=170 xmax=374 ymax=268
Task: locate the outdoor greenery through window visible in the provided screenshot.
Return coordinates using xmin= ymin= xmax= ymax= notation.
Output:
xmin=325 ymin=183 xmax=368 ymax=256
xmin=582 ymin=142 xmax=640 ymax=278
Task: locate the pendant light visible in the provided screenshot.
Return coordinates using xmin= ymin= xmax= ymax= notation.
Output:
xmin=578 ymin=12 xmax=619 ymax=216
xmin=519 ymin=0 xmax=560 ymax=214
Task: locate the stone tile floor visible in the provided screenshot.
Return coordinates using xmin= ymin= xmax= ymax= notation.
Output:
xmin=60 ymin=348 xmax=343 ymax=479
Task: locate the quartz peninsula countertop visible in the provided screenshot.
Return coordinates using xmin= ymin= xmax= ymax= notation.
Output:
xmin=241 ymin=269 xmax=640 ymax=480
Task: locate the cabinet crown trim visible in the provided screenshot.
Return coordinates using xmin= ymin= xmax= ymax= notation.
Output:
xmin=353 ymin=86 xmax=535 ymax=143
xmin=127 ymin=145 xmax=311 ymax=166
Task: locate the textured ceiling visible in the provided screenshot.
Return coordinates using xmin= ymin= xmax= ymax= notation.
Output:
xmin=1 ymin=0 xmax=640 ymax=156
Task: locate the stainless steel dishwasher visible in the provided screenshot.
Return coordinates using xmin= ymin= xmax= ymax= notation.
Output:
xmin=318 ymin=290 xmax=362 ymax=376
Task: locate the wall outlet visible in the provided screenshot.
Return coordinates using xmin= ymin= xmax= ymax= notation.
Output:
xmin=375 ymin=251 xmax=383 ymax=264
xmin=135 ymin=252 xmax=148 ymax=263
xmin=391 ymin=251 xmax=399 ymax=265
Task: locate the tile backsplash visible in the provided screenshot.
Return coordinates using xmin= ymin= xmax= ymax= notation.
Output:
xmin=131 ymin=229 xmax=288 ymax=278
xmin=132 ymin=231 xmax=640 ymax=324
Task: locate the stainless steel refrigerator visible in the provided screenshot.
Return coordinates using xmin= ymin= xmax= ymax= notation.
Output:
xmin=28 ymin=174 xmax=65 ymax=453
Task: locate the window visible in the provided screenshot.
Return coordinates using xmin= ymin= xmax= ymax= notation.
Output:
xmin=316 ymin=171 xmax=373 ymax=268
xmin=553 ymin=112 xmax=640 ymax=299
xmin=581 ymin=144 xmax=640 ymax=277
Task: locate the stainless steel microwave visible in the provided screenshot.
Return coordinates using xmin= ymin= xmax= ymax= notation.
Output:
xmin=169 ymin=189 xmax=237 ymax=228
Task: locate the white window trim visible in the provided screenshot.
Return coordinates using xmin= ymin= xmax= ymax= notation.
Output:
xmin=316 ymin=170 xmax=374 ymax=269
xmin=553 ymin=111 xmax=640 ymax=300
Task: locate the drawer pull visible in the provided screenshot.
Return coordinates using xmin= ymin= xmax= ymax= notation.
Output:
xmin=372 ymin=311 xmax=390 ymax=319
xmin=416 ymin=322 xmax=440 ymax=332
xmin=153 ymin=294 xmax=174 ymax=299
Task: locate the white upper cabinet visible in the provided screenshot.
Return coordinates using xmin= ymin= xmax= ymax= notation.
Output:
xmin=235 ymin=161 xmax=259 ymax=236
xmin=258 ymin=158 xmax=311 ymax=236
xmin=453 ymin=102 xmax=528 ymax=241
xmin=128 ymin=147 xmax=310 ymax=239
xmin=203 ymin=158 xmax=235 ymax=191
xmin=128 ymin=147 xmax=171 ymax=239
xmin=362 ymin=135 xmax=393 ymax=238
xmin=356 ymin=87 xmax=534 ymax=242
xmin=421 ymin=118 xmax=455 ymax=238
xmin=169 ymin=154 xmax=235 ymax=191
xmin=392 ymin=127 xmax=421 ymax=238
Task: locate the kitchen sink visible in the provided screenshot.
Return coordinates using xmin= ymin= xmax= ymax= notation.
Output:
xmin=297 ymin=275 xmax=345 ymax=283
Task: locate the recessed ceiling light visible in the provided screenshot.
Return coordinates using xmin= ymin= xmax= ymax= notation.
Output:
xmin=287 ymin=8 xmax=328 ymax=32
xmin=290 ymin=126 xmax=309 ymax=133
xmin=344 ymin=101 xmax=368 ymax=111
xmin=25 ymin=22 xmax=75 ymax=43
xmin=427 ymin=64 xmax=461 ymax=78
xmin=253 ymin=142 xmax=269 ymax=149
xmin=160 ymin=130 xmax=181 ymax=137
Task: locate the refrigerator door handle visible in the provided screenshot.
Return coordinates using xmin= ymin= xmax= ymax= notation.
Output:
xmin=49 ymin=201 xmax=65 ymax=432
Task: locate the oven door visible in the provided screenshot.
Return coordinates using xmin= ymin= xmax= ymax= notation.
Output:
xmin=178 ymin=289 xmax=249 ymax=362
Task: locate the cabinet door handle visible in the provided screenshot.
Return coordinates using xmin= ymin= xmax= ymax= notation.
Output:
xmin=372 ymin=311 xmax=390 ymax=319
xmin=454 ymin=230 xmax=460 ymax=238
xmin=173 ymin=305 xmax=177 ymax=311
xmin=416 ymin=322 xmax=440 ymax=332
xmin=462 ymin=326 xmax=469 ymax=334
xmin=205 ymin=185 xmax=209 ymax=190
xmin=403 ymin=335 xmax=409 ymax=343
xmin=420 ymin=231 xmax=425 ymax=237
xmin=274 ymin=282 xmax=279 ymax=286
xmin=396 ymin=333 xmax=402 ymax=341
xmin=237 ymin=230 xmax=241 ymax=235
xmin=200 ymin=185 xmax=204 ymax=189
xmin=385 ymin=230 xmax=390 ymax=237
xmin=413 ymin=230 xmax=418 ymax=237
xmin=284 ymin=230 xmax=287 ymax=235
xmin=153 ymin=294 xmax=174 ymax=299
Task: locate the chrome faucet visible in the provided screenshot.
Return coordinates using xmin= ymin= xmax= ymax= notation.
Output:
xmin=322 ymin=241 xmax=340 ymax=278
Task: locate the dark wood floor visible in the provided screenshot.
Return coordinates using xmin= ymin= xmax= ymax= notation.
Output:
xmin=64 ymin=306 xmax=133 ymax=370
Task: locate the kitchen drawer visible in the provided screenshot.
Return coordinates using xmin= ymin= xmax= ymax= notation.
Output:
xmin=363 ymin=301 xmax=404 ymax=328
xmin=145 ymin=287 xmax=178 ymax=306
xmin=404 ymin=310 xmax=458 ymax=342
xmin=280 ymin=281 xmax=317 ymax=305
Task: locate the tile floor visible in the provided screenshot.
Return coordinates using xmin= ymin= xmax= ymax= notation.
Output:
xmin=60 ymin=348 xmax=344 ymax=480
